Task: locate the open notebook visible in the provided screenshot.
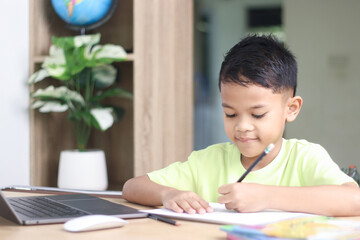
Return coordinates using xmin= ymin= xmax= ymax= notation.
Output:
xmin=142 ymin=202 xmax=316 ymax=226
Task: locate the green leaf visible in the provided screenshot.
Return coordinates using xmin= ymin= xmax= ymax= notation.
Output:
xmin=92 ymin=65 xmax=117 ymax=89
xmin=74 ymin=34 xmax=100 ymax=48
xmin=31 ymin=100 xmax=46 ymax=109
xmin=93 ymin=44 xmax=127 ymax=64
xmin=45 ymin=45 xmax=66 ymax=65
xmin=67 ymin=47 xmax=89 ymax=75
xmin=111 ymin=106 xmax=126 ymax=122
xmin=89 ymin=115 xmax=102 ymax=130
xmin=52 ymin=36 xmax=75 ymax=50
xmin=68 ymin=110 xmax=95 ymax=129
xmin=50 ymin=34 xmax=101 ymax=77
xmin=91 ymin=87 xmax=133 ymax=102
xmin=28 ymin=69 xmax=50 ymax=84
xmin=31 ymin=86 xmax=85 ymax=106
xmin=32 ymin=100 xmax=68 ymax=112
xmin=83 ymin=44 xmax=96 ymax=63
xmin=84 ymin=44 xmax=127 ymax=65
xmin=90 ymin=108 xmax=114 ymax=131
xmin=42 ymin=45 xmax=69 ymax=80
xmin=51 ymin=34 xmax=100 ymax=50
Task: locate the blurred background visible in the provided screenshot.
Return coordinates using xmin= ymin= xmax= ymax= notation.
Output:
xmin=1 ymin=0 xmax=359 ymax=186
xmin=193 ymin=0 xmax=360 ymax=169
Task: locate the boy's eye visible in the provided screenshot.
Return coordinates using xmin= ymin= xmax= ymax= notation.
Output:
xmin=252 ymin=113 xmax=266 ymax=119
xmin=225 ymin=113 xmax=237 ymax=118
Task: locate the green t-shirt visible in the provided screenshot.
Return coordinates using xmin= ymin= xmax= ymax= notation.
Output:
xmin=147 ymin=139 xmax=355 ymax=202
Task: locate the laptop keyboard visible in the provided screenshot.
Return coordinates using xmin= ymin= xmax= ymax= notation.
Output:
xmin=8 ymin=197 xmax=88 ymax=218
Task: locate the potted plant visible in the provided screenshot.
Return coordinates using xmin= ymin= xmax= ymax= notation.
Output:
xmin=29 ymin=33 xmax=132 ymax=190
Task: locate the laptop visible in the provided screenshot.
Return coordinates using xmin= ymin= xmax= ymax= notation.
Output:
xmin=0 ymin=190 xmax=147 ymax=225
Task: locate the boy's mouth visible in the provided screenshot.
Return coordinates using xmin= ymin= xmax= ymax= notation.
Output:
xmin=236 ymin=137 xmax=258 ymax=143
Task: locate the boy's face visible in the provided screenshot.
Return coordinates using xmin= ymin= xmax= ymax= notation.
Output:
xmin=220 ymin=82 xmax=293 ymax=164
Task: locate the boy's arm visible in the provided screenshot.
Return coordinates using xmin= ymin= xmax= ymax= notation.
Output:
xmin=218 ymin=182 xmax=360 ymax=216
xmin=122 ymin=175 xmax=213 ymax=214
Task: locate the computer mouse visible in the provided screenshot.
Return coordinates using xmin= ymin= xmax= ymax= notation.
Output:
xmin=63 ymin=215 xmax=128 ymax=232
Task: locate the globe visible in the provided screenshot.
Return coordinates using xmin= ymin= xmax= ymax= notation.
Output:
xmin=51 ymin=0 xmax=118 ymax=31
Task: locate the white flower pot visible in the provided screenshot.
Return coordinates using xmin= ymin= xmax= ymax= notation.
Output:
xmin=57 ymin=149 xmax=108 ymax=190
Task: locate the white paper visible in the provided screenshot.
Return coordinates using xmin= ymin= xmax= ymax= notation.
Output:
xmin=142 ymin=202 xmax=315 ymax=226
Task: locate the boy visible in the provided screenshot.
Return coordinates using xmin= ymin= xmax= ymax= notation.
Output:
xmin=123 ymin=35 xmax=360 ymax=216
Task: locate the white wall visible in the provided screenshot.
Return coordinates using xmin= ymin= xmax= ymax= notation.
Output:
xmin=284 ymin=0 xmax=360 ymax=168
xmin=0 ymin=1 xmax=30 ymax=186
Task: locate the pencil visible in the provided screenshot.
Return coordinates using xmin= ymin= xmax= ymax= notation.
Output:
xmin=148 ymin=214 xmax=180 ymax=226
xmin=237 ymin=144 xmax=275 ymax=182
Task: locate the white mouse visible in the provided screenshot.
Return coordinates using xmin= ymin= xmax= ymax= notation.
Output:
xmin=63 ymin=215 xmax=128 ymax=232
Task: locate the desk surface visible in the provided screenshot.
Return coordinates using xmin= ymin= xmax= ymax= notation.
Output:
xmin=0 ymin=191 xmax=225 ymax=240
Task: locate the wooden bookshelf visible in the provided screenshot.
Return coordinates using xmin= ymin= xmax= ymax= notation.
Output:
xmin=29 ymin=0 xmax=193 ymax=190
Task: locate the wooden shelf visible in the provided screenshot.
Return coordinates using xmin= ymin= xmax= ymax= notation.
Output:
xmin=29 ymin=0 xmax=194 ymax=190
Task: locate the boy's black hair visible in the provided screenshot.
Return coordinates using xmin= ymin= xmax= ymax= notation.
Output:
xmin=219 ymin=34 xmax=297 ymax=96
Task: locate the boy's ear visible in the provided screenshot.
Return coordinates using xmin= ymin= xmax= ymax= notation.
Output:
xmin=285 ymin=96 xmax=303 ymax=122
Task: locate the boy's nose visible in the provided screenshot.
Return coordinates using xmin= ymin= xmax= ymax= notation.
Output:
xmin=235 ymin=118 xmax=254 ymax=132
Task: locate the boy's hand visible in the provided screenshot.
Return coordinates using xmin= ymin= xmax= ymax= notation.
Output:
xmin=218 ymin=183 xmax=268 ymax=212
xmin=161 ymin=189 xmax=213 ymax=214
